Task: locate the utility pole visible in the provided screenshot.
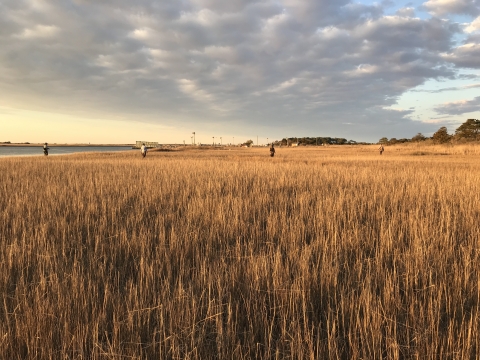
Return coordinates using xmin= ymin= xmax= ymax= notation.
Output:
xmin=192 ymin=132 xmax=195 ymax=145
xmin=212 ymin=136 xmax=215 ymax=146
xmin=267 ymin=137 xmax=269 ymax=146
xmin=220 ymin=137 xmax=222 ymax=146
xmin=183 ymin=140 xmax=185 ymax=147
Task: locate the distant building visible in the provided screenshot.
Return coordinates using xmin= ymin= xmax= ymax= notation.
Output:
xmin=135 ymin=141 xmax=158 ymax=148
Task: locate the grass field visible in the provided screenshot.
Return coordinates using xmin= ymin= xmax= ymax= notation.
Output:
xmin=1 ymin=144 xmax=479 ymax=359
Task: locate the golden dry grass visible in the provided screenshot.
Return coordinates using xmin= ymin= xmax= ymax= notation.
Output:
xmin=1 ymin=145 xmax=479 ymax=359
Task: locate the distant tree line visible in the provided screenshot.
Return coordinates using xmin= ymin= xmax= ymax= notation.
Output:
xmin=242 ymin=119 xmax=479 ymax=147
xmin=240 ymin=137 xmax=370 ymax=147
xmin=379 ymin=119 xmax=480 ymax=145
xmin=273 ymin=137 xmax=370 ymax=146
xmin=1 ymin=141 xmax=31 ymax=144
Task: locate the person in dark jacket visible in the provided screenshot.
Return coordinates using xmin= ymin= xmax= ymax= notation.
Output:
xmin=270 ymin=144 xmax=275 ymax=157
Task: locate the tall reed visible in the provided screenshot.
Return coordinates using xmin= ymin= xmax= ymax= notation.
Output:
xmin=1 ymin=147 xmax=479 ymax=359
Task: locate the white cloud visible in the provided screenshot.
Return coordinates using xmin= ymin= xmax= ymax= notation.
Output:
xmin=15 ymin=24 xmax=59 ymax=39
xmin=395 ymin=7 xmax=416 ymax=18
xmin=129 ymin=28 xmax=151 ymax=40
xmin=178 ymin=78 xmax=214 ymax=102
xmin=267 ymin=78 xmax=298 ymax=93
xmin=423 ymin=0 xmax=480 ymax=16
xmin=465 ymin=16 xmax=480 ymax=32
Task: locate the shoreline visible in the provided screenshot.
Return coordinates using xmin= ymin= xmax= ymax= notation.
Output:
xmin=0 ymin=143 xmax=133 ymax=147
xmin=0 ymin=145 xmax=134 ymax=159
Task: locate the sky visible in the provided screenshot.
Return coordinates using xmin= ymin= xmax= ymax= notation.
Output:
xmin=1 ymin=0 xmax=480 ymax=144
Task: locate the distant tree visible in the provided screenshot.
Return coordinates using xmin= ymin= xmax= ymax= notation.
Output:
xmin=411 ymin=133 xmax=426 ymax=142
xmin=455 ymin=119 xmax=480 ymax=140
xmin=244 ymin=140 xmax=254 ymax=147
xmin=388 ymin=138 xmax=398 ymax=145
xmin=379 ymin=137 xmax=388 ymax=144
xmin=432 ymin=126 xmax=451 ymax=144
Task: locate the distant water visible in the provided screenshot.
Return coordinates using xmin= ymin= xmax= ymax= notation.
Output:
xmin=0 ymin=146 xmax=132 ymax=158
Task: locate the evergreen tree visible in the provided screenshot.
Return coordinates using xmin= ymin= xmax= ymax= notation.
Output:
xmin=432 ymin=127 xmax=451 ymax=144
xmin=411 ymin=133 xmax=426 ymax=142
xmin=455 ymin=119 xmax=480 ymax=140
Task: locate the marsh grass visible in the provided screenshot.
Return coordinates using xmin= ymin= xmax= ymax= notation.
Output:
xmin=410 ymin=151 xmax=451 ymax=156
xmin=389 ymin=141 xmax=480 ymax=156
xmin=1 ymin=146 xmax=479 ymax=359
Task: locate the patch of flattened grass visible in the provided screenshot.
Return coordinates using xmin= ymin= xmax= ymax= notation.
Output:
xmin=411 ymin=151 xmax=450 ymax=156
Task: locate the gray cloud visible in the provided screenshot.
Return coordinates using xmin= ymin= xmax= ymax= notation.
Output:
xmin=423 ymin=0 xmax=480 ymax=16
xmin=413 ymin=83 xmax=480 ymax=93
xmin=396 ymin=7 xmax=416 ymax=17
xmin=434 ymin=96 xmax=480 ymax=115
xmin=458 ymin=73 xmax=480 ymax=80
xmin=0 ymin=0 xmax=477 ymax=142
xmin=443 ymin=41 xmax=480 ymax=69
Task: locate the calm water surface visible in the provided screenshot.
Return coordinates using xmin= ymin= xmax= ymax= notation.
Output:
xmin=0 ymin=146 xmax=132 ymax=158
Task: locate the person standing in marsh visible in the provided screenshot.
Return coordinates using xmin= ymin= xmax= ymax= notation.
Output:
xmin=141 ymin=143 xmax=147 ymax=158
xmin=43 ymin=143 xmax=49 ymax=156
xmin=270 ymin=144 xmax=275 ymax=157
xmin=378 ymin=144 xmax=384 ymax=155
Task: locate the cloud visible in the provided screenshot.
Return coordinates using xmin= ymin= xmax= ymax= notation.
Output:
xmin=458 ymin=72 xmax=480 ymax=80
xmin=190 ymin=0 xmax=258 ymax=13
xmin=443 ymin=42 xmax=480 ymax=68
xmin=434 ymin=96 xmax=480 ymax=115
xmin=14 ymin=24 xmax=59 ymax=39
xmin=465 ymin=15 xmax=480 ymax=32
xmin=423 ymin=0 xmax=480 ymax=17
xmin=395 ymin=7 xmax=416 ymax=18
xmin=0 ymin=0 xmax=474 ymax=142
xmin=414 ymin=82 xmax=480 ymax=93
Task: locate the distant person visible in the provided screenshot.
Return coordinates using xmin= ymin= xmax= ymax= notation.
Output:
xmin=378 ymin=144 xmax=384 ymax=155
xmin=43 ymin=143 xmax=49 ymax=156
xmin=270 ymin=144 xmax=275 ymax=157
xmin=141 ymin=143 xmax=147 ymax=158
